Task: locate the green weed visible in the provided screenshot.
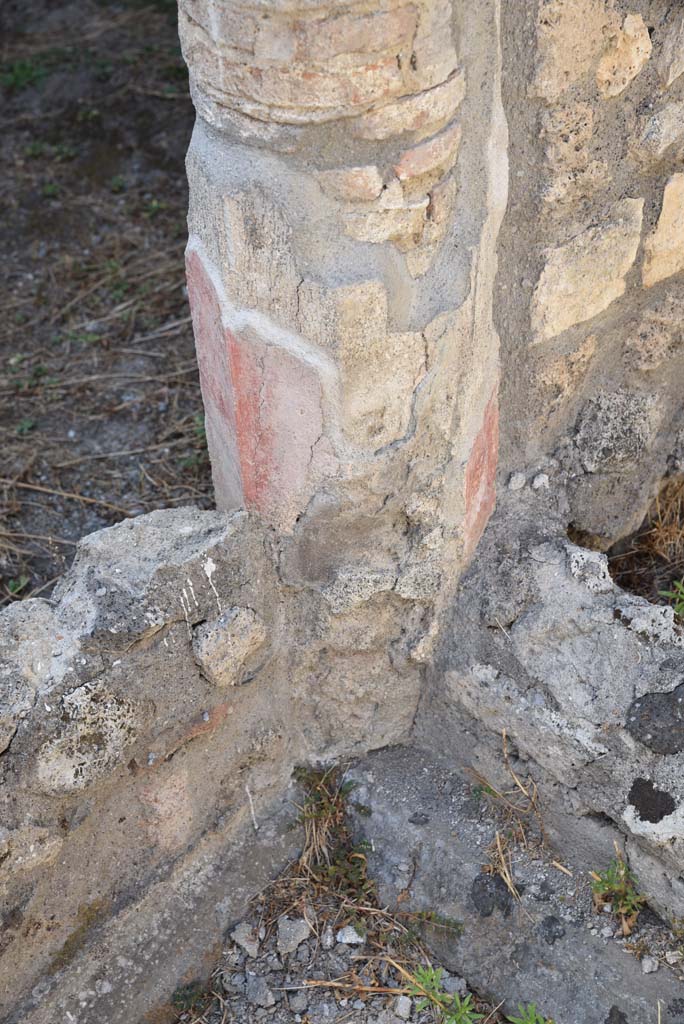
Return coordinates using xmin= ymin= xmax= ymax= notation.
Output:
xmin=8 ymin=576 xmax=30 ymax=596
xmin=590 ymin=846 xmax=645 ymax=935
xmin=660 ymin=579 xmax=684 ymax=617
xmin=408 ymin=966 xmax=483 ymax=1024
xmin=25 ymin=141 xmax=48 ymax=159
xmin=170 ymin=980 xmax=211 ymax=1013
xmin=1 ymin=59 xmax=47 ymax=92
xmin=506 ymin=1004 xmax=555 ymax=1024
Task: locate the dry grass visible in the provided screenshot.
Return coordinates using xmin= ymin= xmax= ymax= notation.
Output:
xmin=608 ymin=476 xmax=684 ymax=606
xmin=234 ymin=766 xmax=495 ymax=1023
xmin=0 ymin=0 xmax=213 ymax=607
xmin=468 ymin=732 xmax=546 ymax=903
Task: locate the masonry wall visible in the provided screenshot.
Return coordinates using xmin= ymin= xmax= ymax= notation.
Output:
xmin=418 ymin=0 xmax=684 ymax=925
xmin=496 ymin=0 xmax=684 ymax=545
xmin=2 ymin=3 xmax=684 ymax=1022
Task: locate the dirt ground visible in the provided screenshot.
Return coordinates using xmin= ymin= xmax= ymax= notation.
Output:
xmin=0 ymin=0 xmax=212 ymax=608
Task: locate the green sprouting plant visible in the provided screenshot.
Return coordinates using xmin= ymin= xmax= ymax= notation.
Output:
xmin=16 ymin=417 xmax=36 ymax=436
xmin=25 ymin=140 xmax=48 ymax=159
xmin=408 ymin=965 xmax=483 ymax=1024
xmin=8 ymin=576 xmax=30 ymax=596
xmin=143 ymin=197 xmax=166 ymax=218
xmin=193 ymin=411 xmax=207 ymax=442
xmin=590 ymin=846 xmax=645 ymax=935
xmin=170 ymin=980 xmax=210 ymax=1013
xmin=660 ymin=579 xmax=684 ymax=617
xmin=471 ymin=782 xmax=497 ymax=803
xmin=1 ymin=59 xmax=47 ymax=92
xmin=506 ymin=1003 xmax=555 ymax=1024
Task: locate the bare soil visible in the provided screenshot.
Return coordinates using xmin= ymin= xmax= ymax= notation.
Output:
xmin=0 ymin=0 xmax=211 ymax=608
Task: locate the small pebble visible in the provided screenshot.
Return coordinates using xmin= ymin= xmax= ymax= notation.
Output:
xmin=641 ymin=956 xmax=659 ymax=974
xmin=246 ymin=974 xmax=275 ymax=1008
xmin=532 ymin=473 xmax=549 ymax=490
xmin=289 ymin=991 xmax=308 ymax=1013
xmin=231 ymin=922 xmax=260 ymax=959
xmin=336 ymin=925 xmax=365 ymax=945
xmin=395 ymin=994 xmax=412 ymax=1020
xmin=508 ymin=471 xmax=526 ymax=491
xmin=296 ymin=942 xmax=310 ymax=963
xmin=276 ymin=915 xmax=311 ymax=955
xmin=666 ymin=950 xmax=684 ymax=965
xmin=321 ymin=926 xmax=335 ymax=950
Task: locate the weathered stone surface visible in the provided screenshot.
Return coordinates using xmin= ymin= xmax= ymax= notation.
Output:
xmin=36 ymin=683 xmax=137 ymax=793
xmin=539 ymin=334 xmax=596 ymax=406
xmin=0 ymin=600 xmax=65 ymax=756
xmin=335 ymin=280 xmax=427 ymax=447
xmin=628 ymin=778 xmax=676 ymax=824
xmin=623 ymin=298 xmax=684 ymax=371
xmin=317 ymin=165 xmax=384 ymax=202
xmin=0 ymin=508 xmax=288 ymax=1019
xmin=634 ymin=101 xmax=684 ymax=164
xmin=178 ymin=0 xmax=459 ymax=130
xmin=531 ymin=0 xmax=620 ymax=102
xmin=232 ymin=922 xmax=260 ymax=959
xmin=596 ymin=14 xmax=651 ymax=98
xmin=0 ymin=826 xmax=63 ymax=889
xmin=573 ymin=389 xmax=658 ymax=473
xmin=343 ymin=189 xmax=429 ymax=249
xmin=541 ymin=102 xmax=608 ymax=209
xmin=193 ymin=607 xmax=268 ymax=686
xmin=246 ymin=973 xmax=275 ymax=1008
xmin=323 ymin=567 xmax=397 ymax=615
xmin=336 ymin=925 xmax=365 ymax=945
xmin=642 ymin=173 xmax=684 ymax=288
xmin=419 ymin=483 xmax=684 ymax=911
xmin=626 ymin=683 xmax=684 ymax=755
xmin=531 ymin=198 xmax=644 ymax=340
xmin=657 ymin=11 xmax=684 ymax=90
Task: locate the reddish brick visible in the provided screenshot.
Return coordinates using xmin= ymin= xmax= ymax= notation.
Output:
xmin=296 ymin=7 xmax=417 ymax=62
xmin=394 ymin=120 xmax=462 ymax=181
xmin=462 ymin=389 xmax=499 ymax=561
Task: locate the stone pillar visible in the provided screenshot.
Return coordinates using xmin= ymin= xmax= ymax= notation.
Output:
xmin=180 ymin=0 xmax=508 ymax=672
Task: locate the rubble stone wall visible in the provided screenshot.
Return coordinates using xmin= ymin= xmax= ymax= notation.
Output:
xmin=418 ymin=0 xmax=684 ymax=933
xmin=496 ymin=0 xmax=684 ymax=545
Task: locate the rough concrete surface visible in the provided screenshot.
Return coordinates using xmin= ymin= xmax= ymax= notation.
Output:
xmin=351 ymin=746 xmax=684 ymax=1024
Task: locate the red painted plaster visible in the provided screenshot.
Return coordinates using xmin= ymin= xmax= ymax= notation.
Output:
xmin=186 ymin=248 xmax=325 ymax=528
xmin=463 ymin=388 xmax=499 ymax=561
